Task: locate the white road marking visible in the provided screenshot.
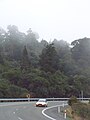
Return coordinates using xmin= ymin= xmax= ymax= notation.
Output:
xmin=42 ymin=105 xmax=58 ymax=120
xmin=13 ymin=112 xmax=15 ymax=114
xmin=42 ymin=110 xmax=56 ymax=120
xmin=42 ymin=104 xmax=68 ymax=120
xmin=18 ymin=117 xmax=23 ymax=120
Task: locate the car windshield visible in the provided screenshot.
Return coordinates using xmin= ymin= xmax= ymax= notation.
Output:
xmin=38 ymin=99 xmax=46 ymax=102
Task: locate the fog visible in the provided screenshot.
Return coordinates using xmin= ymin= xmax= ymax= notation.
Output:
xmin=0 ymin=0 xmax=90 ymax=43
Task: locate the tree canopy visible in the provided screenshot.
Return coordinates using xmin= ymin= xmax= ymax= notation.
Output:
xmin=0 ymin=25 xmax=90 ymax=98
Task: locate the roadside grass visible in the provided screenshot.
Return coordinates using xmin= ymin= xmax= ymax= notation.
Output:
xmin=66 ymin=106 xmax=73 ymax=119
xmin=66 ymin=106 xmax=82 ymax=120
xmin=66 ymin=102 xmax=90 ymax=120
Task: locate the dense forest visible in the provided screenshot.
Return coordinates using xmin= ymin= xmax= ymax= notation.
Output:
xmin=0 ymin=25 xmax=90 ymax=98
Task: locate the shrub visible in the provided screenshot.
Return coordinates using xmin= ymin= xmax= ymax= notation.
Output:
xmin=68 ymin=96 xmax=78 ymax=106
xmin=72 ymin=102 xmax=90 ymax=119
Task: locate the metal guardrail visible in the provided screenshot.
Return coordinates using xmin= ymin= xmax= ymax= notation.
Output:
xmin=0 ymin=98 xmax=90 ymax=102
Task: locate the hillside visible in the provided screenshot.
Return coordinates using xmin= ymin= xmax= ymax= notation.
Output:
xmin=0 ymin=25 xmax=90 ymax=98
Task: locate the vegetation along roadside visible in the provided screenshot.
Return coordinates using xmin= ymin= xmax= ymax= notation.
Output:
xmin=67 ymin=96 xmax=90 ymax=120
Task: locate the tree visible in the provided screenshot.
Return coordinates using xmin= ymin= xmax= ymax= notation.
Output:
xmin=48 ymin=71 xmax=69 ymax=97
xmin=0 ymin=27 xmax=6 ymax=44
xmin=72 ymin=75 xmax=90 ymax=97
xmin=26 ymin=28 xmax=37 ymax=44
xmin=6 ymin=85 xmax=28 ymax=98
xmin=52 ymin=39 xmax=77 ymax=75
xmin=0 ymin=79 xmax=10 ymax=97
xmin=2 ymin=25 xmax=24 ymax=60
xmin=71 ymin=37 xmax=90 ymax=68
xmin=21 ymin=46 xmax=31 ymax=71
xmin=39 ymin=43 xmax=59 ymax=73
xmin=0 ymin=51 xmax=4 ymax=64
xmin=68 ymin=96 xmax=78 ymax=106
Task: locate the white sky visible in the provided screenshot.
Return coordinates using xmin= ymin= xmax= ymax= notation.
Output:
xmin=0 ymin=0 xmax=90 ymax=43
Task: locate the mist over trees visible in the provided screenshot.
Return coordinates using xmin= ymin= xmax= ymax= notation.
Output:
xmin=0 ymin=25 xmax=90 ymax=98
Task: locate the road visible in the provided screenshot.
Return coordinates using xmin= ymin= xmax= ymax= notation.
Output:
xmin=0 ymin=101 xmax=67 ymax=120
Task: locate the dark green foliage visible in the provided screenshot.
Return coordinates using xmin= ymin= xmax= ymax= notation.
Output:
xmin=0 ymin=79 xmax=28 ymax=98
xmin=47 ymin=71 xmax=69 ymax=97
xmin=17 ymin=69 xmax=50 ymax=97
xmin=0 ymin=25 xmax=90 ymax=98
xmin=1 ymin=68 xmax=21 ymax=85
xmin=0 ymin=53 xmax=4 ymax=64
xmin=21 ymin=46 xmax=31 ymax=71
xmin=0 ymin=79 xmax=10 ymax=97
xmin=6 ymin=85 xmax=28 ymax=98
xmin=39 ymin=43 xmax=59 ymax=73
xmin=66 ymin=74 xmax=90 ymax=98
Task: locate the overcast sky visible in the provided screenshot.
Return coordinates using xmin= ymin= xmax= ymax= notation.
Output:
xmin=0 ymin=0 xmax=90 ymax=43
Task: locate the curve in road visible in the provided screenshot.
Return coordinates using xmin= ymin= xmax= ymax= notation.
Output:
xmin=42 ymin=103 xmax=68 ymax=120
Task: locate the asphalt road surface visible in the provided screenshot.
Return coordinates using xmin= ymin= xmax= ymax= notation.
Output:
xmin=0 ymin=101 xmax=67 ymax=120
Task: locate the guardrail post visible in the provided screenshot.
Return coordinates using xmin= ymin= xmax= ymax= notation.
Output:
xmin=64 ymin=110 xmax=67 ymax=119
xmin=58 ymin=106 xmax=60 ymax=113
xmin=63 ymin=103 xmax=64 ymax=107
xmin=28 ymin=97 xmax=30 ymax=102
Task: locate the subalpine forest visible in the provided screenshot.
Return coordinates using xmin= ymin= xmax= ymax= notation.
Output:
xmin=0 ymin=25 xmax=90 ymax=98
